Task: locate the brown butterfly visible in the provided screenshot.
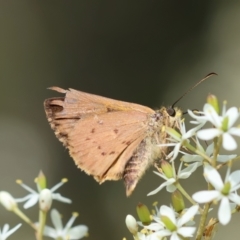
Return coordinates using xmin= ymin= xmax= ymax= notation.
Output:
xmin=44 ymin=87 xmax=182 ymax=196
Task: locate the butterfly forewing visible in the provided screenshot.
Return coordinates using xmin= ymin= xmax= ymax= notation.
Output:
xmin=44 ymin=87 xmax=155 ymax=185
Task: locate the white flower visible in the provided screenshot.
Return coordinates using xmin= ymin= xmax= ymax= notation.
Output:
xmin=0 ymin=224 xmax=22 ymax=240
xmin=43 ymin=209 xmax=88 ymax=239
xmin=188 ymin=103 xmax=217 ymax=126
xmin=161 ymin=120 xmax=200 ymax=161
xmin=0 ymin=192 xmax=17 ymax=211
xmin=125 ymin=215 xmax=138 ymax=235
xmin=192 ymin=165 xmax=240 ymax=225
xmin=136 ymin=232 xmax=154 ymax=240
xmin=195 ymin=104 xmax=240 ymax=151
xmin=182 ymin=142 xmax=237 ymax=164
xmin=16 ymin=179 xmax=71 ymax=209
xmin=148 ymin=205 xmax=198 ymax=240
xmin=148 ymin=161 xmax=199 ymax=196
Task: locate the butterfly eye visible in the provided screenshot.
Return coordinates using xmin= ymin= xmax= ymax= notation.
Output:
xmin=167 ymin=107 xmax=176 ymax=117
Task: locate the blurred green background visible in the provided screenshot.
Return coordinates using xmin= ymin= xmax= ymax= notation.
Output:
xmin=1 ymin=1 xmax=240 ymax=239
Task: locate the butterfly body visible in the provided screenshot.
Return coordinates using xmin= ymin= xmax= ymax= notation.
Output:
xmin=44 ymin=87 xmax=182 ymax=196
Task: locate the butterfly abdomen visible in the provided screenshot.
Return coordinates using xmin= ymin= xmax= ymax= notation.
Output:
xmin=123 ymin=137 xmax=159 ymax=196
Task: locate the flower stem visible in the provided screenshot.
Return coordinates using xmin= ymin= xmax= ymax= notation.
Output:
xmin=195 ymin=202 xmax=211 ymax=240
xmin=13 ymin=207 xmax=37 ymax=231
xmin=36 ymin=210 xmax=47 ymax=240
xmin=184 ymin=142 xmax=212 ymax=164
xmin=175 ymin=182 xmax=199 ymax=208
xmin=212 ymin=137 xmax=222 ymax=167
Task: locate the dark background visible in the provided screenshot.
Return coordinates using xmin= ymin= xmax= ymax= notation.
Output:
xmin=1 ymin=1 xmax=240 ymax=239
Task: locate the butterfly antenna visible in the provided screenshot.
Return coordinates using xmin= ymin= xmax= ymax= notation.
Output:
xmin=171 ymin=72 xmax=217 ymax=108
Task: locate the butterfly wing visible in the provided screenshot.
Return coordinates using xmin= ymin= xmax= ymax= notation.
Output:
xmin=44 ymin=87 xmax=154 ymax=182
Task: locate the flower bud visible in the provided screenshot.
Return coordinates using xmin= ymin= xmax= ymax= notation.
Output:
xmin=171 ymin=190 xmax=185 ymax=213
xmin=35 ymin=171 xmax=47 ymax=190
xmin=136 ymin=203 xmax=151 ymax=225
xmin=207 ymin=94 xmax=219 ymax=114
xmin=0 ymin=191 xmax=17 ymax=211
xmin=39 ymin=189 xmax=52 ymax=212
xmin=161 ymin=215 xmax=176 ymax=231
xmin=161 ymin=160 xmax=174 ymax=178
xmin=125 ymin=215 xmax=138 ymax=235
xmin=165 ymin=127 xmax=181 ymax=139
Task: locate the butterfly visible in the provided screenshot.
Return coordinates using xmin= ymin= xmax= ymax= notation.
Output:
xmin=44 ymin=86 xmax=182 ymax=196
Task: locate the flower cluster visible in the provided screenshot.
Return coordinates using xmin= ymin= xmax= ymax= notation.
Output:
xmin=0 ymin=171 xmax=88 ymax=240
xmin=126 ymin=95 xmax=240 ymax=240
xmin=126 ymin=200 xmax=198 ymax=240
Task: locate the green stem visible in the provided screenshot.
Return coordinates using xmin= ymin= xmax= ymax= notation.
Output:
xmin=195 ymin=202 xmax=211 ymax=240
xmin=13 ymin=207 xmax=37 ymax=231
xmin=36 ymin=210 xmax=47 ymax=240
xmin=183 ymin=142 xmax=212 ymax=164
xmin=212 ymin=137 xmax=222 ymax=167
xmin=175 ymin=182 xmax=199 ymax=209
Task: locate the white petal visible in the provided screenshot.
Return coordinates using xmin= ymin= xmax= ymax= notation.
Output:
xmin=190 ymin=120 xmax=205 ymax=125
xmin=228 ymin=127 xmax=240 ymax=136
xmin=228 ymin=193 xmax=240 ymax=205
xmin=178 ymin=205 xmax=198 ymax=226
xmin=19 ymin=183 xmax=38 ymax=194
xmin=156 ymin=229 xmax=172 ymax=237
xmin=178 ymin=162 xmax=199 ymax=179
xmin=204 ymin=104 xmax=222 ymax=127
xmin=183 ymin=128 xmax=197 ymax=139
xmin=160 ymin=206 xmax=176 ymax=225
xmin=205 ymin=142 xmax=214 ymax=156
xmin=197 ymin=129 xmax=221 ymax=140
xmin=150 ymin=231 xmax=166 ymax=240
xmin=230 ymin=202 xmax=237 ymax=211
xmin=50 ymin=181 xmax=65 ymax=192
xmin=218 ymin=197 xmax=231 ymax=225
xmin=171 ymin=143 xmax=181 ymax=161
xmin=147 ymin=180 xmax=175 ymax=196
xmin=222 ymin=133 xmax=237 ymax=150
xmin=166 ymin=184 xmax=177 ymax=192
xmin=65 ymin=214 xmax=77 ymax=230
xmin=52 ymin=193 xmax=72 ymax=203
xmin=3 ymin=224 xmax=22 ymax=239
xmin=188 ymin=109 xmax=207 ymax=123
xmin=225 ymin=107 xmax=239 ymax=127
xmin=2 ymin=224 xmax=9 ymax=235
xmin=170 ymin=232 xmax=180 ymax=240
xmin=144 ymin=222 xmax=163 ymax=231
xmin=204 ymin=165 xmax=224 ymax=190
xmin=153 ymin=171 xmax=169 ymax=181
xmin=182 ymin=154 xmax=203 ymax=163
xmin=43 ymin=226 xmax=57 ymax=238
xmin=192 ymin=190 xmax=219 ymax=203
xmin=23 ymin=194 xmax=39 ymax=209
xmin=68 ymin=225 xmax=88 ymax=239
xmin=159 ymin=142 xmax=179 ymax=147
xmin=228 ymin=170 xmax=240 ymax=187
xmin=217 ymin=154 xmax=236 ymax=163
xmin=51 ymin=209 xmax=63 ymax=231
xmin=15 ymin=195 xmax=32 ymax=203
xmin=177 ymin=226 xmax=196 ymax=237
